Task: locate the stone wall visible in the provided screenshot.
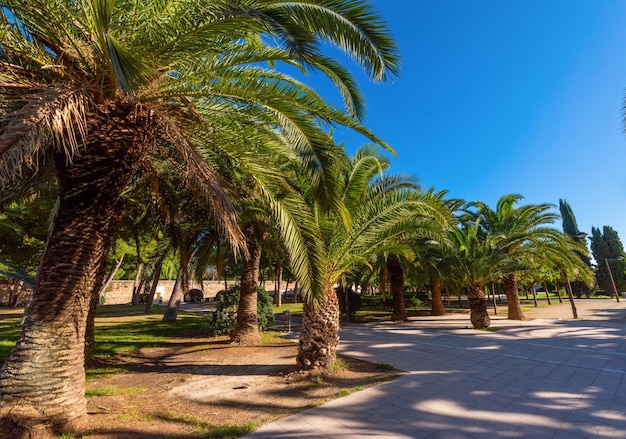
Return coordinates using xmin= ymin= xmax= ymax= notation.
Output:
xmin=0 ymin=279 xmax=298 ymax=306
xmin=103 ymin=279 xmax=296 ymax=304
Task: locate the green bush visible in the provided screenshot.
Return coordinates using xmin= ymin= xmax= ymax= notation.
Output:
xmin=207 ymin=286 xmax=239 ymax=336
xmin=257 ymin=287 xmax=275 ymax=331
xmin=207 ymin=285 xmax=275 ymax=336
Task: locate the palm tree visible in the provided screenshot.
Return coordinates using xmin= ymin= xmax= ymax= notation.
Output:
xmin=445 ymin=218 xmax=506 ymax=329
xmin=296 ymin=147 xmax=447 ymax=368
xmin=0 ymin=1 xmax=399 ymax=434
xmin=471 ymin=194 xmax=579 ymax=320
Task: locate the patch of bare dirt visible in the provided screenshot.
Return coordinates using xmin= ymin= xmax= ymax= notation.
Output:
xmin=82 ymin=338 xmax=398 ymax=438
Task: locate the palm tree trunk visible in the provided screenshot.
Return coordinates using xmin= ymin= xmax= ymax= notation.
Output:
xmin=387 ymin=255 xmax=407 ymax=321
xmin=0 ymin=120 xmax=147 ymax=435
xmin=297 ymin=286 xmax=340 ymax=370
xmin=543 ymin=282 xmax=552 ymax=305
xmin=468 ymin=285 xmax=490 ymax=329
xmin=503 ymin=273 xmax=526 ymax=320
xmin=231 ymin=233 xmax=262 ymax=345
xmin=430 ymin=276 xmax=445 ymax=316
xmin=162 ymin=267 xmax=185 ymax=322
xmin=144 ymin=257 xmax=164 ymax=313
xmin=131 ymin=263 xmax=144 ymax=305
xmin=555 ymin=281 xmax=564 ymax=303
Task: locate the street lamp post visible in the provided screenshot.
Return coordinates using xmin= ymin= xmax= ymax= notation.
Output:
xmin=605 ymin=256 xmax=624 ymax=303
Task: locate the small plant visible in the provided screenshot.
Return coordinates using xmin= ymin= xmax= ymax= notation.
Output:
xmin=331 ymin=357 xmax=349 ymax=372
xmin=355 ymin=386 xmax=365 ymax=391
xmin=57 ymin=433 xmax=78 ymax=439
xmin=311 ymin=375 xmax=324 ymax=385
xmin=335 ymin=389 xmax=351 ymax=397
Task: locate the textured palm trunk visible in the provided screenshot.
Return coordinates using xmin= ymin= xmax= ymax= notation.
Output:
xmin=0 ymin=107 xmax=149 ymax=436
xmin=162 ymin=268 xmax=185 ymax=322
xmin=387 ymin=255 xmax=407 ymax=321
xmin=231 ymin=233 xmax=262 ymax=345
xmin=503 ymin=273 xmax=525 ymax=320
xmin=467 ymin=285 xmax=490 ymax=329
xmin=297 ymin=286 xmax=340 ymax=370
xmin=84 ymin=285 xmax=101 ymax=367
xmin=430 ymin=276 xmax=445 ymax=316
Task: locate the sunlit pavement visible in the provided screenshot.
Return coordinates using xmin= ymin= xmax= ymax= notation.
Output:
xmin=244 ymin=301 xmax=626 ymax=438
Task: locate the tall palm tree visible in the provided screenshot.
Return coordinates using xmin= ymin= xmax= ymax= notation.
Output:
xmin=296 ymin=147 xmax=447 ymax=368
xmin=471 ymin=194 xmax=581 ymax=320
xmin=0 ymin=1 xmax=399 ymax=434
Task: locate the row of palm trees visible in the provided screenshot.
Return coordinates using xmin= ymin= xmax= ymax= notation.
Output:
xmin=0 ymin=1 xmax=592 ymax=437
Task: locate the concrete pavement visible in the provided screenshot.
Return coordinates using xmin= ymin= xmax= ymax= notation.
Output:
xmin=245 ymin=301 xmax=626 ymax=438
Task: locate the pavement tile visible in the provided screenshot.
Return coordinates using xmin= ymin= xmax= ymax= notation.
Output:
xmin=244 ymin=301 xmax=626 ymax=438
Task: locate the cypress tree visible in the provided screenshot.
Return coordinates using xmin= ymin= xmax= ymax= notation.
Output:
xmin=559 ymin=199 xmax=592 ymax=297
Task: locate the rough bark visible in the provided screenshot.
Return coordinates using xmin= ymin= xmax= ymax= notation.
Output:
xmin=297 ymin=287 xmax=340 ymax=370
xmin=85 ymin=256 xmax=125 ymax=364
xmin=387 ymin=255 xmax=407 ymax=321
xmin=162 ymin=267 xmax=185 ymax=322
xmin=231 ymin=231 xmax=262 ymax=345
xmin=430 ymin=276 xmax=445 ymax=316
xmin=503 ymin=273 xmax=526 ymax=320
xmin=0 ymin=105 xmax=150 ymax=436
xmin=84 ymin=285 xmax=101 ymax=367
xmin=467 ymin=285 xmax=490 ymax=329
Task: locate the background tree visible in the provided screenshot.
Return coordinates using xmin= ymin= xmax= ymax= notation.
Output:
xmin=473 ymin=195 xmax=570 ymax=320
xmin=296 ymin=147 xmax=446 ymax=368
xmin=590 ymin=226 xmax=626 ymax=295
xmin=559 ymin=199 xmax=592 ymax=297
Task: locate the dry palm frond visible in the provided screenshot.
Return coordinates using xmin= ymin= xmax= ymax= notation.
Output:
xmin=0 ymin=86 xmax=90 ymax=186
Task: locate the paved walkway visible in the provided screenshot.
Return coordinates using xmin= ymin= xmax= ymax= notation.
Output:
xmin=245 ymin=300 xmax=626 ymax=438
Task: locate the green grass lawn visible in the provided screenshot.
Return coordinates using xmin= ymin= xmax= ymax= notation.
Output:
xmin=0 ymin=304 xmax=211 ymax=363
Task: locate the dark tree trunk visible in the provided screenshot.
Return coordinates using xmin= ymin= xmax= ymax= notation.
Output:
xmin=503 ymin=273 xmax=526 ymax=320
xmin=0 ymin=107 xmax=150 ymax=436
xmin=275 ymin=262 xmax=282 ymax=307
xmin=430 ymin=276 xmax=445 ymax=316
xmin=379 ymin=265 xmax=389 ymax=300
xmin=555 ymin=281 xmax=564 ymax=303
xmin=387 ymin=255 xmax=407 ymax=321
xmin=131 ymin=264 xmax=144 ymax=306
xmin=84 ymin=285 xmax=101 ymax=367
xmin=231 ymin=232 xmax=262 ymax=345
xmin=144 ymin=257 xmax=164 ymax=313
xmin=162 ymin=267 xmax=185 ymax=322
xmin=468 ymin=285 xmax=490 ymax=329
xmin=7 ymin=280 xmax=23 ymax=307
xmin=297 ymin=287 xmax=340 ymax=370
xmin=543 ymin=282 xmax=552 ymax=305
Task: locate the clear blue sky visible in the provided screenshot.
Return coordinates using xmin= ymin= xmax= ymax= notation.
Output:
xmin=319 ymin=0 xmax=626 ymax=246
